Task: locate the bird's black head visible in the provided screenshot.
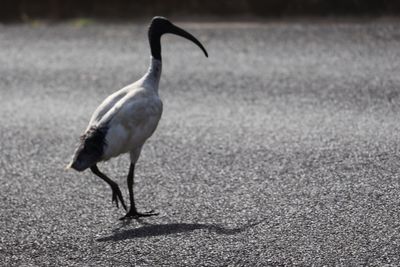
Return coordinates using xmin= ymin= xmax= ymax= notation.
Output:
xmin=148 ymin=17 xmax=173 ymax=39
xmin=148 ymin=16 xmax=208 ymax=60
xmin=67 ymin=126 xmax=108 ymax=172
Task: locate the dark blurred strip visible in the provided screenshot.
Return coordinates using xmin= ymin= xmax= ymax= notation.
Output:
xmin=2 ymin=0 xmax=400 ymax=21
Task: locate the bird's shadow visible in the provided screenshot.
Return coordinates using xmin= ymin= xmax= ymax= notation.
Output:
xmin=97 ymin=218 xmax=265 ymax=242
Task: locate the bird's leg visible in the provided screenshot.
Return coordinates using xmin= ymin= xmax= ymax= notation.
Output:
xmin=90 ymin=165 xmax=127 ymax=211
xmin=120 ymin=163 xmax=158 ymax=220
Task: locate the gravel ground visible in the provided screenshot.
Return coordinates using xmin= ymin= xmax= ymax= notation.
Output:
xmin=1 ymin=19 xmax=400 ymax=266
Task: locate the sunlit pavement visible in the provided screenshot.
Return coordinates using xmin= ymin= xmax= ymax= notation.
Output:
xmin=1 ymin=20 xmax=400 ymax=266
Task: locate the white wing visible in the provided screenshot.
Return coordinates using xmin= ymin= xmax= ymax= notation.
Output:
xmin=99 ymin=87 xmax=163 ymax=160
xmin=87 ymin=83 xmax=138 ymax=128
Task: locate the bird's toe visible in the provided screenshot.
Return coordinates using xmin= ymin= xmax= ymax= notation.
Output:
xmin=110 ymin=188 xmax=127 ymax=211
xmin=111 ymin=192 xmax=119 ymax=208
xmin=119 ymin=210 xmax=159 ymax=220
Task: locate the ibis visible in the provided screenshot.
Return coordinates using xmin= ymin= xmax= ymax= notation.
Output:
xmin=67 ymin=17 xmax=208 ymax=219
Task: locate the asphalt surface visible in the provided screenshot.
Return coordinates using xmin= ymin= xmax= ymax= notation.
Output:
xmin=1 ymin=19 xmax=400 ymax=266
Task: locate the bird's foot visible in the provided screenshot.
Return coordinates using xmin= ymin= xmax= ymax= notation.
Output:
xmin=119 ymin=209 xmax=159 ymax=220
xmin=111 ymin=187 xmax=127 ymax=211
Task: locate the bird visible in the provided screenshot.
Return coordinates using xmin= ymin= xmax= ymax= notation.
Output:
xmin=66 ymin=16 xmax=208 ymax=219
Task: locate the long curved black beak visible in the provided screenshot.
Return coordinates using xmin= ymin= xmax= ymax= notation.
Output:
xmin=168 ymin=24 xmax=208 ymax=58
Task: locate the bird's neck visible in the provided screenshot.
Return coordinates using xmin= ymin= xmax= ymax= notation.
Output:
xmin=148 ymin=23 xmax=163 ymax=60
xmin=142 ymin=57 xmax=162 ymax=91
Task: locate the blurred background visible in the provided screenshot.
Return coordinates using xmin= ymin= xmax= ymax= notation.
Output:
xmin=2 ymin=0 xmax=400 ymax=22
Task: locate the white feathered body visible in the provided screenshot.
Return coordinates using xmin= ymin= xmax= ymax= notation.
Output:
xmin=86 ymin=58 xmax=163 ymax=161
